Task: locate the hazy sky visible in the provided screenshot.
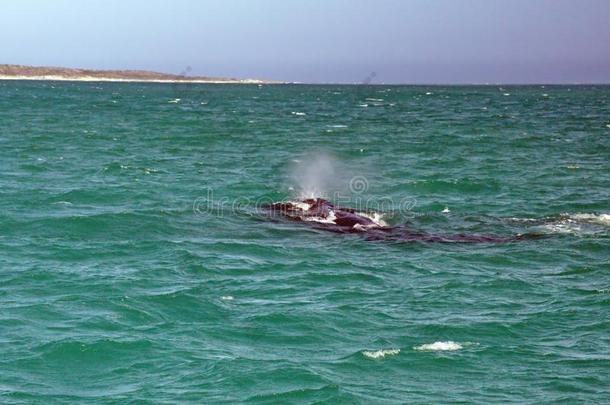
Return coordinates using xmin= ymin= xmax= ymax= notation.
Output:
xmin=1 ymin=0 xmax=609 ymax=83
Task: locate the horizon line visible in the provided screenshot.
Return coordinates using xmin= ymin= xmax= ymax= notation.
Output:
xmin=2 ymin=78 xmax=609 ymax=86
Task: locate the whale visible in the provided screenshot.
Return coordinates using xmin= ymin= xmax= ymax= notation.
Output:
xmin=265 ymin=198 xmax=532 ymax=243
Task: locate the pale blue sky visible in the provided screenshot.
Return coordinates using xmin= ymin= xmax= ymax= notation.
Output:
xmin=1 ymin=0 xmax=609 ymax=83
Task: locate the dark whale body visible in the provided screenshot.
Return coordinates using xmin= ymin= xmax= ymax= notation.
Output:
xmin=266 ymin=198 xmax=530 ymax=243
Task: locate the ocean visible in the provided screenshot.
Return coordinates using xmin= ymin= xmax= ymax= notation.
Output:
xmin=1 ymin=81 xmax=608 ymax=403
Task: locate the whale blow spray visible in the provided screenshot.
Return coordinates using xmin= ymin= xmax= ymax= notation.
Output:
xmin=291 ymin=152 xmax=342 ymax=199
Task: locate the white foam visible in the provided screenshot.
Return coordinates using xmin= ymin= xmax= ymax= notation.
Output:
xmin=570 ymin=213 xmax=610 ymax=226
xmin=327 ymin=124 xmax=348 ymax=128
xmin=168 ymin=98 xmax=181 ymax=103
xmin=512 ymin=213 xmax=610 ymax=228
xmin=292 ymin=201 xmax=311 ymax=211
xmin=303 ymin=209 xmax=337 ymax=224
xmin=527 ymin=213 xmax=609 ymax=235
xmin=356 ymin=211 xmax=388 ymax=227
xmin=542 ymin=224 xmax=580 ymax=234
xmin=541 ymin=213 xmax=610 ymax=234
xmin=362 ymin=348 xmax=400 ymax=359
xmin=352 ymin=221 xmax=383 ymax=232
xmin=414 ymin=341 xmax=463 ymax=351
xmin=352 ymin=224 xmax=367 ymax=232
xmin=509 ymin=217 xmax=537 ymax=223
xmin=221 ymin=296 xmax=234 ymax=300
xmin=291 ymin=111 xmax=306 ymax=116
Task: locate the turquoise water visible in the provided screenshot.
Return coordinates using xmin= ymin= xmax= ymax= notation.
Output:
xmin=1 ymin=81 xmax=609 ymax=403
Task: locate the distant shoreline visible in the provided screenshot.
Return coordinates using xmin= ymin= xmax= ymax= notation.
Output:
xmin=2 ymin=77 xmax=606 ymax=86
xmin=0 ymin=75 xmax=272 ymax=84
xmin=0 ymin=64 xmax=278 ymax=84
xmin=0 ymin=65 xmax=606 ymax=85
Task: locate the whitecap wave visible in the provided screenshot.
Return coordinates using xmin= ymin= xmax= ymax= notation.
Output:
xmin=508 ymin=217 xmax=538 ymax=223
xmin=414 ymin=341 xmax=463 ymax=351
xmin=362 ymin=348 xmax=400 ymax=359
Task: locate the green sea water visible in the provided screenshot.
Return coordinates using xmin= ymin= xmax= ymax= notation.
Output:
xmin=1 ymin=81 xmax=609 ymax=403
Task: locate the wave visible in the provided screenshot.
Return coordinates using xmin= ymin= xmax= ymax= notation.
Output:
xmin=362 ymin=348 xmax=400 ymax=359
xmin=509 ymin=213 xmax=610 ymax=235
xmin=569 ymin=213 xmax=610 ymax=226
xmin=413 ymin=341 xmax=464 ymax=351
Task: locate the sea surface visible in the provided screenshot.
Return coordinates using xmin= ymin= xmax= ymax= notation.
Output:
xmin=1 ymin=81 xmax=609 ymax=403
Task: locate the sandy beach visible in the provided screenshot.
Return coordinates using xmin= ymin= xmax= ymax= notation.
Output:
xmin=0 ymin=75 xmax=270 ymax=84
xmin=0 ymin=64 xmax=276 ymax=84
